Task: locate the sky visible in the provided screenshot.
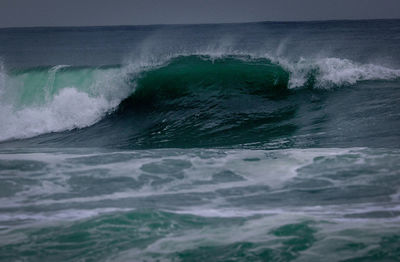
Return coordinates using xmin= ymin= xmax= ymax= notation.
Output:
xmin=0 ymin=0 xmax=400 ymax=28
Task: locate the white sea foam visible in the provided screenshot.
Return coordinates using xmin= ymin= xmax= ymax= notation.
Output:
xmin=289 ymin=57 xmax=400 ymax=88
xmin=0 ymin=208 xmax=133 ymax=224
xmin=0 ymin=88 xmax=113 ymax=141
xmin=0 ymin=63 xmax=134 ymax=141
xmin=0 ymin=148 xmax=359 ymax=209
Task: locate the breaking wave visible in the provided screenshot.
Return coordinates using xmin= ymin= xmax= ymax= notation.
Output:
xmin=0 ymin=54 xmax=399 ymax=142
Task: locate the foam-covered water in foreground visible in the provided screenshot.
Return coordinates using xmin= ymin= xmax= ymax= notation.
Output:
xmin=0 ymin=148 xmax=399 ymax=261
xmin=1 ymin=20 xmax=400 ymax=261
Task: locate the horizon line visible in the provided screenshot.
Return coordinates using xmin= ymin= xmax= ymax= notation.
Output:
xmin=1 ymin=17 xmax=399 ymax=30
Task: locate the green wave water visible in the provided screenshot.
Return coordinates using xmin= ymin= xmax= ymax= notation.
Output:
xmin=7 ymin=65 xmax=121 ymax=107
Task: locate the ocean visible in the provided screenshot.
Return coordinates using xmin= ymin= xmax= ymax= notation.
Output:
xmin=0 ymin=20 xmax=400 ymax=261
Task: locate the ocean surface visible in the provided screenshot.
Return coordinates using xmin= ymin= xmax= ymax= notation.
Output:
xmin=0 ymin=20 xmax=400 ymax=261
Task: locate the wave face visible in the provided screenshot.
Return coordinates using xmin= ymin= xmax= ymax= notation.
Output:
xmin=0 ymin=54 xmax=399 ymax=146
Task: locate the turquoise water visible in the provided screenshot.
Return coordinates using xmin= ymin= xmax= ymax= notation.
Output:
xmin=0 ymin=20 xmax=400 ymax=261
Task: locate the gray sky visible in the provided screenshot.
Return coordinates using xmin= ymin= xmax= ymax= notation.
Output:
xmin=1 ymin=0 xmax=400 ymax=28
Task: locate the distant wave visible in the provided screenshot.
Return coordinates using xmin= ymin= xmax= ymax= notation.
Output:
xmin=0 ymin=54 xmax=399 ymax=142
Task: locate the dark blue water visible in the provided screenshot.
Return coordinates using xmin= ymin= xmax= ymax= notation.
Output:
xmin=0 ymin=20 xmax=400 ymax=261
